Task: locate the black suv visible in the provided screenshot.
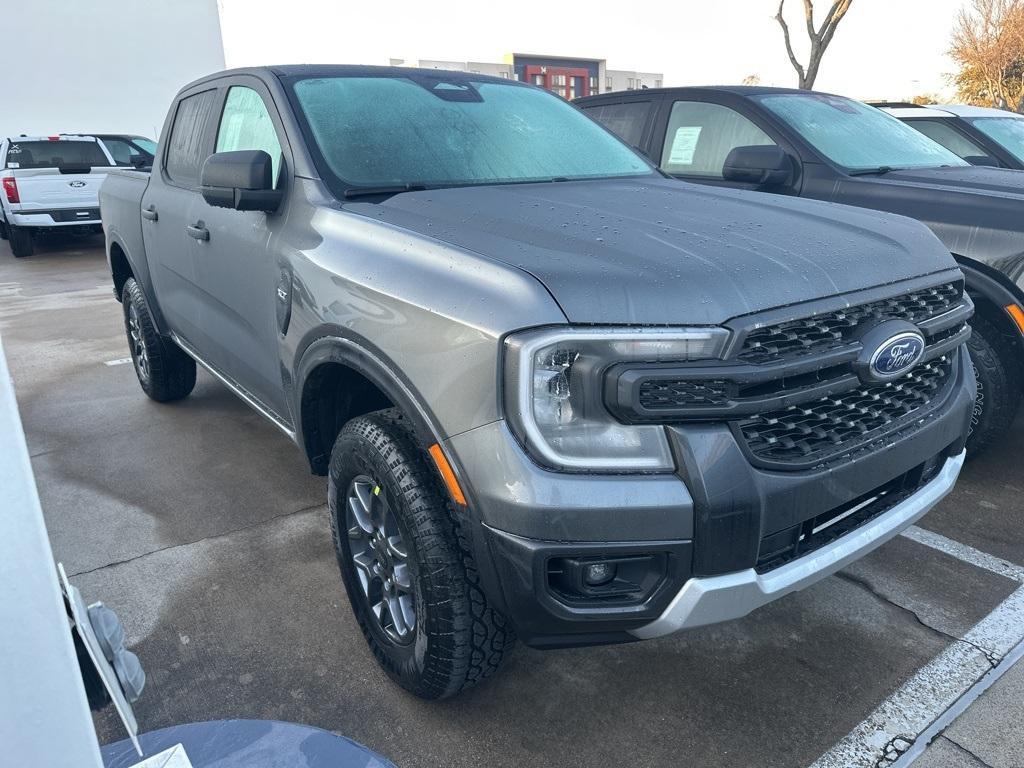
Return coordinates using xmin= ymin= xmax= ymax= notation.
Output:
xmin=577 ymin=86 xmax=1024 ymax=454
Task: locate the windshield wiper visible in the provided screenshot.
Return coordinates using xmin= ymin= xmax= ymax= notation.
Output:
xmin=847 ymin=165 xmax=900 ymax=176
xmin=343 ymin=183 xmax=428 ymax=199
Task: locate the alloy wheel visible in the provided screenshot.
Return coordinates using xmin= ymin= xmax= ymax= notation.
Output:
xmin=345 ymin=475 xmax=416 ymax=645
xmin=128 ymin=302 xmax=150 ymax=381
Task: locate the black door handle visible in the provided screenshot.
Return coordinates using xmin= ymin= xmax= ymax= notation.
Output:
xmin=186 ymin=222 xmax=209 ymax=241
xmin=141 ymin=206 xmax=158 ymax=221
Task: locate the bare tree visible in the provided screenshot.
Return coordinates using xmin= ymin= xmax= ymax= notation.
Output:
xmin=775 ymin=0 xmax=855 ymax=89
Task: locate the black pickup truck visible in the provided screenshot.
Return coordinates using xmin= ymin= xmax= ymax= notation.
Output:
xmin=577 ymin=86 xmax=1024 ymax=454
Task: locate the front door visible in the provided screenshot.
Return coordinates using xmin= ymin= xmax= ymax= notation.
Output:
xmin=191 ymin=81 xmax=291 ymax=421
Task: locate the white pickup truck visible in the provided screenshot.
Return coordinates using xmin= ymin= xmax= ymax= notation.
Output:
xmin=1 ymin=135 xmax=114 ymax=257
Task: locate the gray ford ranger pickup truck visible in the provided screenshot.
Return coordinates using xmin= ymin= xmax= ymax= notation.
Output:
xmin=100 ymin=65 xmax=974 ymax=699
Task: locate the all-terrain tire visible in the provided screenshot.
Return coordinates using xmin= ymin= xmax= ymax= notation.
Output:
xmin=9 ymin=226 xmax=34 ymax=257
xmin=328 ymin=408 xmax=515 ymax=699
xmin=966 ymin=314 xmax=1022 ymax=457
xmin=121 ymin=278 xmax=196 ymax=402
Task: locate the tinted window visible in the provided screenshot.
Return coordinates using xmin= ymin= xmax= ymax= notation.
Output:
xmin=215 ymin=86 xmax=283 ymax=184
xmin=289 ymin=75 xmax=653 ymax=189
xmin=3 ymin=140 xmax=110 ymax=169
xmin=756 ymin=94 xmax=967 ymax=171
xmin=660 ymin=101 xmax=776 ymax=177
xmin=102 ymin=138 xmax=152 ymax=166
xmin=582 ymin=101 xmax=652 ymax=148
xmin=904 ymin=120 xmax=987 ymax=160
xmin=965 ymin=116 xmax=1024 ymax=164
xmin=165 ymin=89 xmax=218 ymax=186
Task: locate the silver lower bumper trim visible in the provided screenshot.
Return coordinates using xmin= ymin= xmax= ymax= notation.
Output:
xmin=631 ymin=451 xmax=965 ymax=640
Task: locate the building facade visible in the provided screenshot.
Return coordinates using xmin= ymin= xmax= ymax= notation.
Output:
xmin=389 ymin=54 xmax=663 ymax=98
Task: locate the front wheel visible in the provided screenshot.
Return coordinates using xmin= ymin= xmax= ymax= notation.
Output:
xmin=966 ymin=315 xmax=1022 ymax=456
xmin=121 ymin=278 xmax=196 ymax=402
xmin=328 ymin=408 xmax=514 ymax=699
xmin=8 ymin=226 xmax=34 ymax=257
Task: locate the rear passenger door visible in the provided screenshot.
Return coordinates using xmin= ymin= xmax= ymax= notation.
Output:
xmin=143 ymin=88 xmax=219 ymax=349
xmin=192 ymin=79 xmax=292 ymax=421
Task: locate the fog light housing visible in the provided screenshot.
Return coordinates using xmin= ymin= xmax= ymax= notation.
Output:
xmin=583 ymin=562 xmax=616 ymax=586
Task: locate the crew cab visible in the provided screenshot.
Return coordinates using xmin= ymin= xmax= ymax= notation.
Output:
xmin=100 ymin=66 xmax=974 ymax=699
xmin=1 ymin=135 xmax=114 ymax=257
xmin=873 ymin=103 xmax=1024 ymax=170
xmin=577 ymin=86 xmax=1024 ymax=454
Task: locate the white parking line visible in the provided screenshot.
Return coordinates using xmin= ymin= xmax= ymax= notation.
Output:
xmin=104 ymin=358 xmax=133 ymax=366
xmin=809 ymin=528 xmax=1024 ymax=768
xmin=902 ymin=525 xmax=1024 ymax=582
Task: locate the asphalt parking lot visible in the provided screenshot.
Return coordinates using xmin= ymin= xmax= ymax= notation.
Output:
xmin=3 ymin=234 xmax=1023 ymax=768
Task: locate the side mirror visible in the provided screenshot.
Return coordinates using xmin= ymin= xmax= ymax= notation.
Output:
xmin=201 ymin=150 xmax=282 ymax=212
xmin=722 ymin=145 xmax=794 ymax=187
xmin=963 ymin=154 xmax=1000 ymax=167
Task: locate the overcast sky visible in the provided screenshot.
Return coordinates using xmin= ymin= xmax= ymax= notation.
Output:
xmin=219 ymin=0 xmax=967 ymax=100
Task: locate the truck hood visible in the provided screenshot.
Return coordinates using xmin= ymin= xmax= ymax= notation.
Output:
xmin=352 ymin=177 xmax=956 ymax=325
xmin=879 ymin=165 xmax=1024 ymax=198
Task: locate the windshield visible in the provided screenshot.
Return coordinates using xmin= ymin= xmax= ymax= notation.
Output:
xmin=965 ymin=116 xmax=1024 ymax=164
xmin=288 ymin=75 xmax=654 ymax=191
xmin=755 ymin=93 xmax=968 ymax=171
xmin=3 ymin=139 xmax=111 ymax=169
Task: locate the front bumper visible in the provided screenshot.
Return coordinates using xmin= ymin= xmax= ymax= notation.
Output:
xmin=447 ymin=345 xmax=974 ymax=648
xmin=631 ymin=450 xmax=964 ymax=639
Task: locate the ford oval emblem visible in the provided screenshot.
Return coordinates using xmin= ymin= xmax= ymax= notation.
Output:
xmin=69 ymin=180 xmax=86 ymax=187
xmin=869 ymin=332 xmax=925 ymax=380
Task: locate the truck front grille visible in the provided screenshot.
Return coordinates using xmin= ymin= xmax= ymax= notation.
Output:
xmin=638 ymin=379 xmax=730 ymax=409
xmin=737 ymin=357 xmax=953 ymax=464
xmin=737 ymin=282 xmax=961 ymax=364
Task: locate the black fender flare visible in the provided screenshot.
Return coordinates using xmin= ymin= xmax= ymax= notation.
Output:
xmin=292 ymin=333 xmax=451 ymax=472
xmin=954 ymin=256 xmax=1024 ymax=351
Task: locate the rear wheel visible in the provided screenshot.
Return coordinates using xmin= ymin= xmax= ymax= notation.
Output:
xmin=328 ymin=408 xmax=514 ymax=699
xmin=121 ymin=278 xmax=196 ymax=402
xmin=0 ymin=219 xmax=8 ymax=240
xmin=966 ymin=314 xmax=1022 ymax=457
xmin=8 ymin=226 xmax=34 ymax=257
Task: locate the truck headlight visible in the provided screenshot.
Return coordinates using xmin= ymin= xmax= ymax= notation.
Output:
xmin=503 ymin=327 xmax=730 ymax=472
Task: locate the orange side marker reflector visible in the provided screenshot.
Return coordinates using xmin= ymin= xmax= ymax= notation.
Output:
xmin=428 ymin=443 xmax=467 ymax=506
xmin=1005 ymin=304 xmax=1024 ymax=335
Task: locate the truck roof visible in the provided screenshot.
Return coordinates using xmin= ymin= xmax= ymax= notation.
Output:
xmin=4 ymin=135 xmax=100 ymax=143
xmin=180 ymin=64 xmax=517 ymax=92
xmin=574 ymin=84 xmax=848 ymax=105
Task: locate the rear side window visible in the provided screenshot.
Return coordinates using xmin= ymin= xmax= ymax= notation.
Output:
xmin=165 ymin=89 xmax=218 ymax=186
xmin=215 ymin=86 xmax=284 ymax=184
xmin=661 ymin=101 xmax=776 ymax=178
xmin=581 ymin=101 xmax=652 ymax=148
xmin=102 ymin=138 xmax=153 ymax=166
xmin=3 ymin=140 xmax=110 ymax=169
xmin=904 ymin=120 xmax=987 ymax=160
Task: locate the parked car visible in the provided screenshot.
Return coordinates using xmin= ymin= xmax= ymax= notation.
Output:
xmin=87 ymin=134 xmax=157 ymax=168
xmin=1 ymin=135 xmax=114 ymax=257
xmin=872 ymin=102 xmax=1024 ymax=170
xmin=577 ymin=86 xmax=1024 ymax=454
xmin=101 ymin=66 xmax=974 ymax=698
